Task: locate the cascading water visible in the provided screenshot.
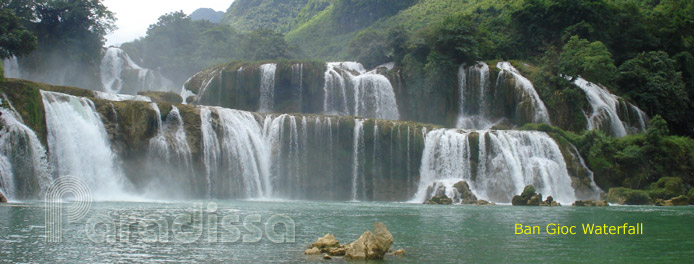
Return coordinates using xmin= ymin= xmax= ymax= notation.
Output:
xmin=0 ymin=96 xmax=51 ymax=200
xmin=41 ymin=91 xmax=132 ymax=200
xmin=351 ymin=119 xmax=365 ymax=201
xmin=496 ymin=62 xmax=551 ymax=124
xmin=457 ymin=62 xmax=498 ymax=129
xmin=200 ymin=107 xmax=272 ymax=198
xmin=323 ymin=62 xmax=400 ymax=120
xmin=413 ymin=129 xmax=590 ymax=205
xmin=259 ymin=63 xmax=277 ymax=113
xmin=146 ymin=104 xmax=195 ymax=197
xmin=100 ymin=47 xmax=173 ymax=95
xmin=93 ymin=91 xmax=152 ymax=102
xmin=572 ymin=77 xmax=647 ymax=137
xmin=292 ymin=63 xmax=304 ymax=109
xmin=2 ymin=56 xmax=21 ymax=78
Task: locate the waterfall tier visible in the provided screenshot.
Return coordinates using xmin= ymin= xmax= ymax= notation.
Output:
xmin=0 ymin=95 xmax=51 ymax=200
xmin=184 ymin=61 xmax=399 ymax=120
xmin=100 ymin=47 xmax=174 ymax=95
xmin=41 ymin=91 xmax=133 ymax=200
xmin=413 ymin=129 xmax=599 ymax=204
xmin=572 ymin=77 xmax=648 ymax=137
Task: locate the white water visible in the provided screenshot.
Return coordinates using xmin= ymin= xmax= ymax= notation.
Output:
xmin=292 ymin=63 xmax=304 ymax=108
xmin=201 ymin=107 xmax=272 ymax=198
xmin=351 ymin=119 xmax=365 ymax=201
xmin=259 ymin=63 xmax=277 ymax=113
xmin=323 ymin=62 xmax=400 ymax=120
xmin=497 ymin=62 xmax=551 ymax=124
xmin=457 ymin=62 xmax=499 ymax=129
xmin=147 ymin=104 xmax=194 ymax=197
xmin=413 ymin=129 xmax=584 ymax=204
xmin=41 ymin=91 xmax=132 ymax=200
xmin=93 ymin=91 xmax=152 ymax=102
xmin=0 ymin=96 xmax=51 ymax=200
xmin=2 ymin=56 xmax=21 ymax=78
xmin=572 ymin=77 xmax=647 ymax=137
xmin=100 ymin=47 xmax=173 ymax=94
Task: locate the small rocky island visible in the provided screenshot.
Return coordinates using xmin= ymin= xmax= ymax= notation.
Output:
xmin=305 ymin=222 xmax=405 ymax=260
xmin=424 ymin=181 xmax=494 ymax=205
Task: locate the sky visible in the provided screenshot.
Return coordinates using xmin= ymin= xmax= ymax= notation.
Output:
xmin=103 ymin=0 xmax=234 ymax=46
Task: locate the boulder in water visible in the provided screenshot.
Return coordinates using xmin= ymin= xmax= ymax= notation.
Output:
xmin=453 ymin=181 xmax=478 ymax=204
xmin=322 ymin=253 xmax=332 ymax=260
xmin=312 ymin=234 xmax=339 ymax=250
xmin=328 ymin=246 xmax=346 ymax=256
xmin=572 ymin=200 xmax=608 ymax=207
xmin=305 ymin=247 xmax=320 ymax=255
xmin=606 ymin=187 xmax=650 ymax=205
xmin=393 ymin=248 xmax=405 ymax=256
xmin=512 ymin=185 xmax=542 ymax=206
xmin=425 ymin=195 xmax=453 ymax=205
xmin=655 ymin=195 xmax=689 ymax=206
xmin=345 ymin=222 xmax=394 ymax=260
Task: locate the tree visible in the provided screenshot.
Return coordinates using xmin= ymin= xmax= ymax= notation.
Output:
xmin=0 ymin=9 xmax=37 ymax=59
xmin=559 ymin=35 xmax=616 ymax=84
xmin=427 ymin=14 xmax=482 ymax=65
xmin=616 ymin=51 xmax=690 ymax=135
xmin=348 ymin=29 xmax=388 ymax=69
xmin=511 ymin=0 xmax=612 ymax=55
xmin=243 ymin=29 xmax=290 ymax=61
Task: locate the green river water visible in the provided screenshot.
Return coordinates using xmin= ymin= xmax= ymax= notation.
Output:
xmin=1 ymin=200 xmax=692 ymax=263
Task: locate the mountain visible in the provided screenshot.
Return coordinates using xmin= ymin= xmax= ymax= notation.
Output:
xmin=190 ymin=8 xmax=225 ymax=23
xmin=222 ymin=0 xmax=316 ymax=33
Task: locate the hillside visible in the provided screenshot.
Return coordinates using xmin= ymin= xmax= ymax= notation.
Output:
xmin=190 ymin=8 xmax=225 ymax=23
xmin=222 ymin=0 xmax=313 ymax=33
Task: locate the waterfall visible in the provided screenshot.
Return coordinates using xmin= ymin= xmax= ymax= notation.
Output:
xmin=457 ymin=62 xmax=498 ymax=129
xmin=41 ymin=91 xmax=132 ymax=200
xmin=292 ymin=63 xmax=304 ymax=110
xmin=572 ymin=77 xmax=648 ymax=137
xmin=259 ymin=63 xmax=277 ymax=113
xmin=0 ymin=96 xmax=51 ymax=200
xmin=200 ymin=107 xmax=272 ymax=198
xmin=99 ymin=47 xmax=173 ymax=95
xmin=147 ymin=104 xmax=195 ymax=197
xmin=93 ymin=91 xmax=152 ymax=102
xmin=100 ymin=47 xmax=125 ymax=93
xmin=2 ymin=56 xmax=21 ymax=78
xmin=351 ymin=119 xmax=365 ymax=201
xmin=323 ymin=62 xmax=400 ymax=120
xmin=496 ymin=62 xmax=551 ymax=124
xmin=413 ymin=129 xmax=585 ymax=204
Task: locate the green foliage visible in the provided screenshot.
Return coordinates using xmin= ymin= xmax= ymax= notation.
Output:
xmin=427 ymin=14 xmax=482 ymax=65
xmin=559 ymin=36 xmax=616 ymax=84
xmin=616 ymin=51 xmax=690 ymax=135
xmin=648 ymin=177 xmax=684 ymax=200
xmin=606 ymin=187 xmax=650 ymax=205
xmin=348 ymin=30 xmax=388 ymax=69
xmin=0 ymin=8 xmax=37 ymax=59
xmin=223 ymin=0 xmax=310 ymax=33
xmin=122 ymin=12 xmax=292 ymax=85
xmin=243 ymin=29 xmax=291 ymax=61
